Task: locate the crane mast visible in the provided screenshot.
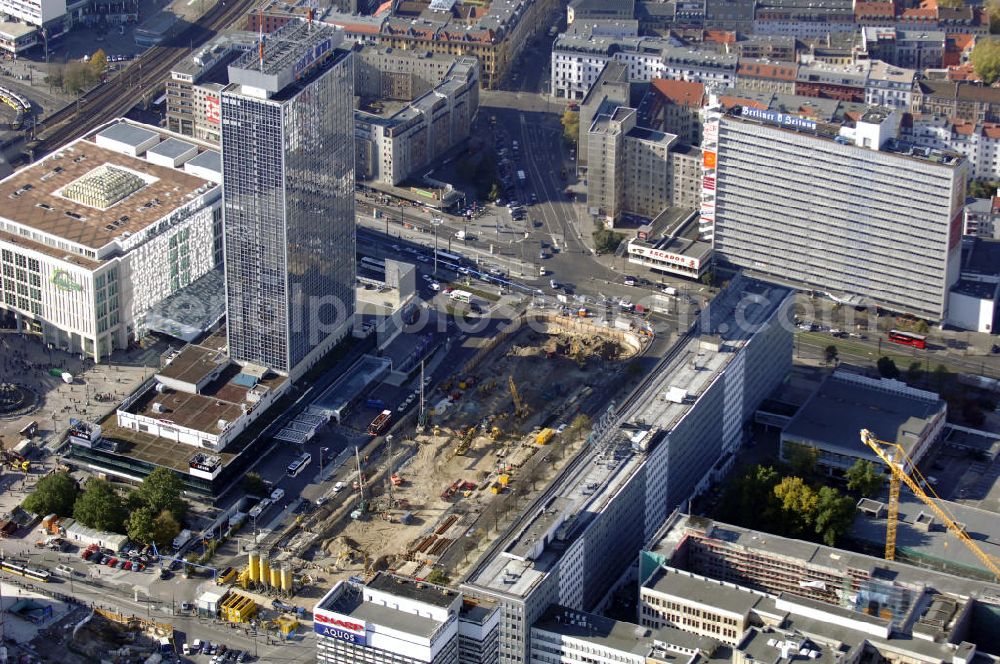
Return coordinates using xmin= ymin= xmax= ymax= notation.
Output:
xmin=860 ymin=429 xmax=1000 ymax=580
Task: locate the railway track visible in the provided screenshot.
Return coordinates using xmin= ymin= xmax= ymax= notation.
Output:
xmin=33 ymin=0 xmax=256 ymax=155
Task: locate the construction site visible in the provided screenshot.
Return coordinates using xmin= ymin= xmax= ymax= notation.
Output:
xmin=275 ymin=313 xmax=649 ymax=586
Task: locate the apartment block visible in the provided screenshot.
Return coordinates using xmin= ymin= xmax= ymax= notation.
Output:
xmin=864 ymin=60 xmax=916 ymax=111
xmin=639 ymin=78 xmax=705 ymax=146
xmin=462 ymin=275 xmax=794 ymax=664
xmin=905 ymin=114 xmax=1000 ymax=181
xmin=734 ymin=59 xmax=798 ymax=97
xmin=711 ymin=106 xmax=968 ymax=321
xmin=753 ymin=0 xmax=856 ymax=37
xmin=577 ymin=61 xmax=631 ymax=170
xmin=912 ymin=80 xmax=1000 ymax=124
xmin=587 ymin=106 xmax=695 ymax=224
xmin=861 ymin=26 xmax=946 ymax=70
xmin=376 ymin=0 xmax=558 ymax=89
xmin=355 ymin=55 xmax=480 ymax=186
xmin=795 ymin=61 xmax=869 ymax=102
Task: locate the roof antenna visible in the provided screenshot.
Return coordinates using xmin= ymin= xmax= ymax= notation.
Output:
xmin=258 ymin=9 xmax=264 ymax=71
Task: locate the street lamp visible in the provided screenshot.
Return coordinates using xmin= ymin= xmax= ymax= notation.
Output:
xmin=432 ymin=218 xmax=443 ymax=275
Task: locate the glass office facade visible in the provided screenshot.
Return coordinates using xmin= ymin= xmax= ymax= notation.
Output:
xmin=221 ymin=48 xmax=355 ymax=376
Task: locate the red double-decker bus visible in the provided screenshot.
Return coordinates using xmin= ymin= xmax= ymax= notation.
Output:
xmin=888 ymin=329 xmax=927 ymax=349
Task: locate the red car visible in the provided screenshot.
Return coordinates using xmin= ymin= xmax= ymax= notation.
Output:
xmin=107 ymin=557 xmax=118 ymax=567
xmin=123 ymin=561 xmax=133 ymax=571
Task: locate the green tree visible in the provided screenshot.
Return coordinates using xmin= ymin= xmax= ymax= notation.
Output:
xmin=932 ymin=364 xmax=950 ymax=391
xmin=783 ymin=441 xmax=819 ymax=479
xmin=488 ymin=183 xmax=500 ymax=201
xmin=151 ymin=509 xmax=182 ymax=548
xmin=813 ymin=486 xmax=856 ymax=546
xmin=718 ymin=465 xmax=781 ymax=530
xmin=937 ymin=0 xmax=963 ymax=7
xmin=824 ymin=344 xmax=838 ymax=365
xmin=126 ymin=507 xmax=156 ymax=544
xmin=89 ymin=49 xmax=108 ymax=77
xmin=64 ymin=61 xmax=94 ymax=94
xmin=773 ymin=476 xmax=819 ymax=535
xmin=877 ymin=356 xmax=900 ymax=379
xmin=972 ymin=38 xmax=1000 ymax=84
xmin=914 ymin=320 xmax=929 ymax=335
xmin=73 ymin=478 xmax=127 ymax=533
xmin=987 ymin=0 xmax=1000 ymax=33
xmin=969 ymin=180 xmax=997 ymax=199
xmin=243 ymin=472 xmax=266 ymax=497
xmin=425 ymin=569 xmax=451 ymax=585
xmin=561 ymin=110 xmax=580 ymax=144
xmin=906 ymin=361 xmax=924 ymax=385
xmin=23 ymin=472 xmax=79 ymax=517
xmin=592 ymin=222 xmax=625 ymax=253
xmin=844 ymin=459 xmax=883 ymax=498
xmin=136 ymin=467 xmax=186 ymax=521
xmin=44 ymin=65 xmax=64 ymax=90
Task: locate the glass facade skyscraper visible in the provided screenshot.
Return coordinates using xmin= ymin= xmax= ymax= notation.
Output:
xmin=221 ymin=23 xmax=355 ymax=380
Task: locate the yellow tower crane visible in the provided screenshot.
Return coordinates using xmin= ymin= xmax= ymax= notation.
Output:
xmin=860 ymin=429 xmax=1000 ymax=580
xmin=508 ymin=375 xmax=529 ymax=419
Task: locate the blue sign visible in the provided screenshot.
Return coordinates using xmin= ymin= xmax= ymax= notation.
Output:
xmin=294 ymin=38 xmax=333 ymax=77
xmin=740 ymin=106 xmax=817 ymax=131
xmin=315 ymin=624 xmax=366 ymax=645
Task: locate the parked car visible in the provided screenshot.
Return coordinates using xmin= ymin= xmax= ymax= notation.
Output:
xmin=333 ymin=481 xmax=346 ymax=493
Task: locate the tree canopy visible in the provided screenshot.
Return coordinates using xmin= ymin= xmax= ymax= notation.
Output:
xmin=23 ymin=473 xmax=79 ymax=517
xmin=136 ymin=467 xmax=187 ymax=521
xmin=972 ymin=38 xmax=1000 ymax=85
xmin=561 ymin=110 xmax=580 ymax=144
xmin=73 ymin=478 xmax=127 ymax=533
xmin=877 ymin=356 xmax=901 ymax=379
xmin=844 ymin=459 xmax=884 ymax=498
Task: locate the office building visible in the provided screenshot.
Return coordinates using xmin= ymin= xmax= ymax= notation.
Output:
xmin=221 ymin=22 xmax=355 ymax=381
xmin=354 ymin=52 xmax=480 ymax=186
xmin=626 ymin=208 xmax=712 ymax=279
xmin=530 ymin=605 xmax=723 ymax=664
xmin=0 ymin=120 xmax=222 ymax=361
xmin=167 ymin=34 xmax=256 ymax=143
xmin=640 ymin=513 xmax=1000 ymax=659
xmin=314 ymin=573 xmax=500 ymax=664
xmin=780 ymin=370 xmax=946 ymax=476
xmin=462 ymin=275 xmax=794 ymax=664
xmin=0 ymin=0 xmax=64 ymax=26
xmin=710 ymin=106 xmax=968 ymax=321
xmin=794 ymin=61 xmax=869 ymax=103
xmin=567 ymin=0 xmax=635 ymax=26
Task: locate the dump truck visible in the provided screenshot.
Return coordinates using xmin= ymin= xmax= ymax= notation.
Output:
xmin=536 ymin=428 xmax=555 ymax=445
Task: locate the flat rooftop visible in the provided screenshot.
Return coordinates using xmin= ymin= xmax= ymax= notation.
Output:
xmin=647 ymin=514 xmax=1000 ymax=603
xmin=645 ymin=566 xmax=766 ymax=617
xmin=466 ymin=277 xmax=793 ymax=599
xmin=317 ymin=578 xmax=445 ymax=638
xmin=0 ymin=124 xmax=215 ymax=256
xmin=533 ymin=604 xmax=721 ymax=658
xmin=367 ymin=573 xmax=458 ymax=609
xmin=851 ymin=492 xmax=1000 ymax=579
xmin=782 ymin=371 xmax=944 ymax=460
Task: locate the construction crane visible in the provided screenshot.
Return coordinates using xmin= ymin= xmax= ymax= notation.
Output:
xmin=508 ymin=375 xmax=529 ymax=419
xmin=860 ymin=429 xmax=1000 ymax=580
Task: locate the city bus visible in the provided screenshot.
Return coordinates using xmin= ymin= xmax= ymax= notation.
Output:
xmin=368 ymin=409 xmax=392 ymax=436
xmin=449 ymin=289 xmax=472 ymax=303
xmin=888 ymin=329 xmax=927 ymax=349
xmin=434 ymin=249 xmax=462 ymax=265
xmin=286 ymin=452 xmax=312 ymax=477
xmin=359 ymin=256 xmax=386 ymax=273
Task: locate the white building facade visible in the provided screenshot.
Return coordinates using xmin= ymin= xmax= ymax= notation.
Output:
xmin=0 ymin=120 xmax=222 ymax=361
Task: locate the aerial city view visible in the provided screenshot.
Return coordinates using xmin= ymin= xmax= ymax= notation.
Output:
xmin=1 ymin=0 xmax=1000 ymax=661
